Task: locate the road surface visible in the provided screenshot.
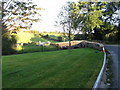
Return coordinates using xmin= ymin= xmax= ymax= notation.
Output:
xmin=105 ymin=45 xmax=120 ymax=89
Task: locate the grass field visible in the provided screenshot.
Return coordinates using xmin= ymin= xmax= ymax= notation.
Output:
xmin=3 ymin=48 xmax=104 ymax=88
xmin=17 ymin=45 xmax=59 ymax=53
xmin=12 ymin=32 xmax=59 ymax=44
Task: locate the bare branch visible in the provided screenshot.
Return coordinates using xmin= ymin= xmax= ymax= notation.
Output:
xmin=4 ymin=0 xmax=12 ymax=10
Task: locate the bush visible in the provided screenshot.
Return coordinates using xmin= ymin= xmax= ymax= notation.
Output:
xmin=58 ymin=36 xmax=62 ymax=42
xmin=2 ymin=32 xmax=18 ymax=55
xmin=74 ymin=34 xmax=85 ymax=40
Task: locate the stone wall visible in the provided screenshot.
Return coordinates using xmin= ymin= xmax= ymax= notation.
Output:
xmin=56 ymin=40 xmax=104 ymax=50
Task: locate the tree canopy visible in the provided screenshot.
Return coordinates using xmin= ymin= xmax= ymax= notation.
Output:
xmin=57 ymin=1 xmax=120 ymax=41
xmin=2 ymin=0 xmax=42 ymax=33
xmin=1 ymin=0 xmax=42 ymax=55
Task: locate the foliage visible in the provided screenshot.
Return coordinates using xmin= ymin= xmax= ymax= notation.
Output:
xmin=103 ymin=2 xmax=120 ymax=24
xmin=84 ymin=10 xmax=103 ymax=33
xmin=57 ymin=1 xmax=120 ymax=42
xmin=31 ymin=36 xmax=48 ymax=43
xmin=2 ymin=32 xmax=18 ymax=55
xmin=2 ymin=0 xmax=42 ymax=54
xmin=58 ymin=36 xmax=62 ymax=42
xmin=100 ymin=22 xmax=118 ymax=41
xmin=74 ymin=34 xmax=85 ymax=40
xmin=2 ymin=0 xmax=42 ymax=33
xmin=45 ymin=35 xmax=63 ymax=42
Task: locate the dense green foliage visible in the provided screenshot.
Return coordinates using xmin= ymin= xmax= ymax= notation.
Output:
xmin=2 ymin=0 xmax=42 ymax=54
xmin=2 ymin=32 xmax=18 ymax=55
xmin=74 ymin=34 xmax=86 ymax=40
xmin=2 ymin=0 xmax=42 ymax=32
xmin=3 ymin=48 xmax=104 ymax=88
xmin=58 ymin=1 xmax=120 ymax=42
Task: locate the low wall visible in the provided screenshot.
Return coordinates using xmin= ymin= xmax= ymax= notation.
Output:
xmin=56 ymin=40 xmax=104 ymax=50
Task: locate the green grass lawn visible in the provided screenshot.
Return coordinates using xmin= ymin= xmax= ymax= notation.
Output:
xmin=3 ymin=48 xmax=104 ymax=88
xmin=31 ymin=36 xmax=59 ymax=43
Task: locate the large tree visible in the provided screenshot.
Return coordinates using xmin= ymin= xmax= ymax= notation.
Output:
xmin=56 ymin=2 xmax=89 ymax=48
xmin=57 ymin=2 xmax=74 ymax=49
xmin=2 ymin=0 xmax=42 ymax=33
xmin=57 ymin=2 xmax=104 ymax=40
xmin=103 ymin=2 xmax=120 ymax=41
xmin=57 ymin=1 xmax=120 ymax=41
xmin=1 ymin=0 xmax=42 ymax=55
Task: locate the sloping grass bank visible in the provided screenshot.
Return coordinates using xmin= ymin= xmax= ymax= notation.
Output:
xmin=3 ymin=48 xmax=104 ymax=88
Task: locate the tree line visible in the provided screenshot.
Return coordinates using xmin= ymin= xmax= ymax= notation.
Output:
xmin=56 ymin=1 xmax=120 ymax=43
xmin=1 ymin=1 xmax=120 ymax=54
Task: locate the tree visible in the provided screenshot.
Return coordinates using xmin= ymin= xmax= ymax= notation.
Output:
xmin=2 ymin=0 xmax=42 ymax=33
xmin=103 ymin=2 xmax=120 ymax=41
xmin=1 ymin=0 xmax=42 ymax=55
xmin=57 ymin=1 xmax=120 ymax=43
xmin=69 ymin=2 xmax=119 ymax=41
xmin=103 ymin=2 xmax=120 ymax=24
xmin=57 ymin=2 xmax=104 ymax=40
xmin=56 ymin=2 xmax=86 ymax=49
xmin=57 ymin=2 xmax=73 ymax=49
xmin=91 ymin=2 xmax=120 ymax=41
xmin=0 ymin=1 xmax=2 ymax=57
xmin=2 ymin=32 xmax=18 ymax=55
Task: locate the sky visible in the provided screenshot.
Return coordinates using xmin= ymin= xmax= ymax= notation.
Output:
xmin=32 ymin=0 xmax=79 ymax=32
xmin=32 ymin=0 xmax=120 ymax=32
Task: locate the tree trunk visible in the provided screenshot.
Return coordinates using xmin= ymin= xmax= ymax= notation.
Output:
xmin=68 ymin=22 xmax=71 ymax=49
xmin=118 ymin=23 xmax=120 ymax=42
xmin=0 ymin=1 xmax=3 ymax=89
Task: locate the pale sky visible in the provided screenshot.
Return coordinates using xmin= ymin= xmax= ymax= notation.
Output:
xmin=32 ymin=0 xmax=79 ymax=32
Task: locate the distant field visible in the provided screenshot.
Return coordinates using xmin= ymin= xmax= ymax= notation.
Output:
xmin=41 ymin=32 xmax=74 ymax=40
xmin=31 ymin=36 xmax=59 ymax=43
xmin=41 ymin=32 xmax=62 ymax=36
xmin=12 ymin=32 xmax=59 ymax=44
xmin=12 ymin=32 xmax=34 ymax=43
xmin=3 ymin=48 xmax=104 ymax=88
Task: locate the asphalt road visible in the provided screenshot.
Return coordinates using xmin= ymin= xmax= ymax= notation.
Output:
xmin=105 ymin=45 xmax=120 ymax=89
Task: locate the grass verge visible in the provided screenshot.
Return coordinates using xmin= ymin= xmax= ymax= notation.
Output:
xmin=105 ymin=54 xmax=113 ymax=87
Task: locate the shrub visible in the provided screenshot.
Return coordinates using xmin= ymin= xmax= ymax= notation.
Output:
xmin=2 ymin=32 xmax=18 ymax=55
xmin=74 ymin=34 xmax=85 ymax=40
xmin=58 ymin=36 xmax=62 ymax=42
